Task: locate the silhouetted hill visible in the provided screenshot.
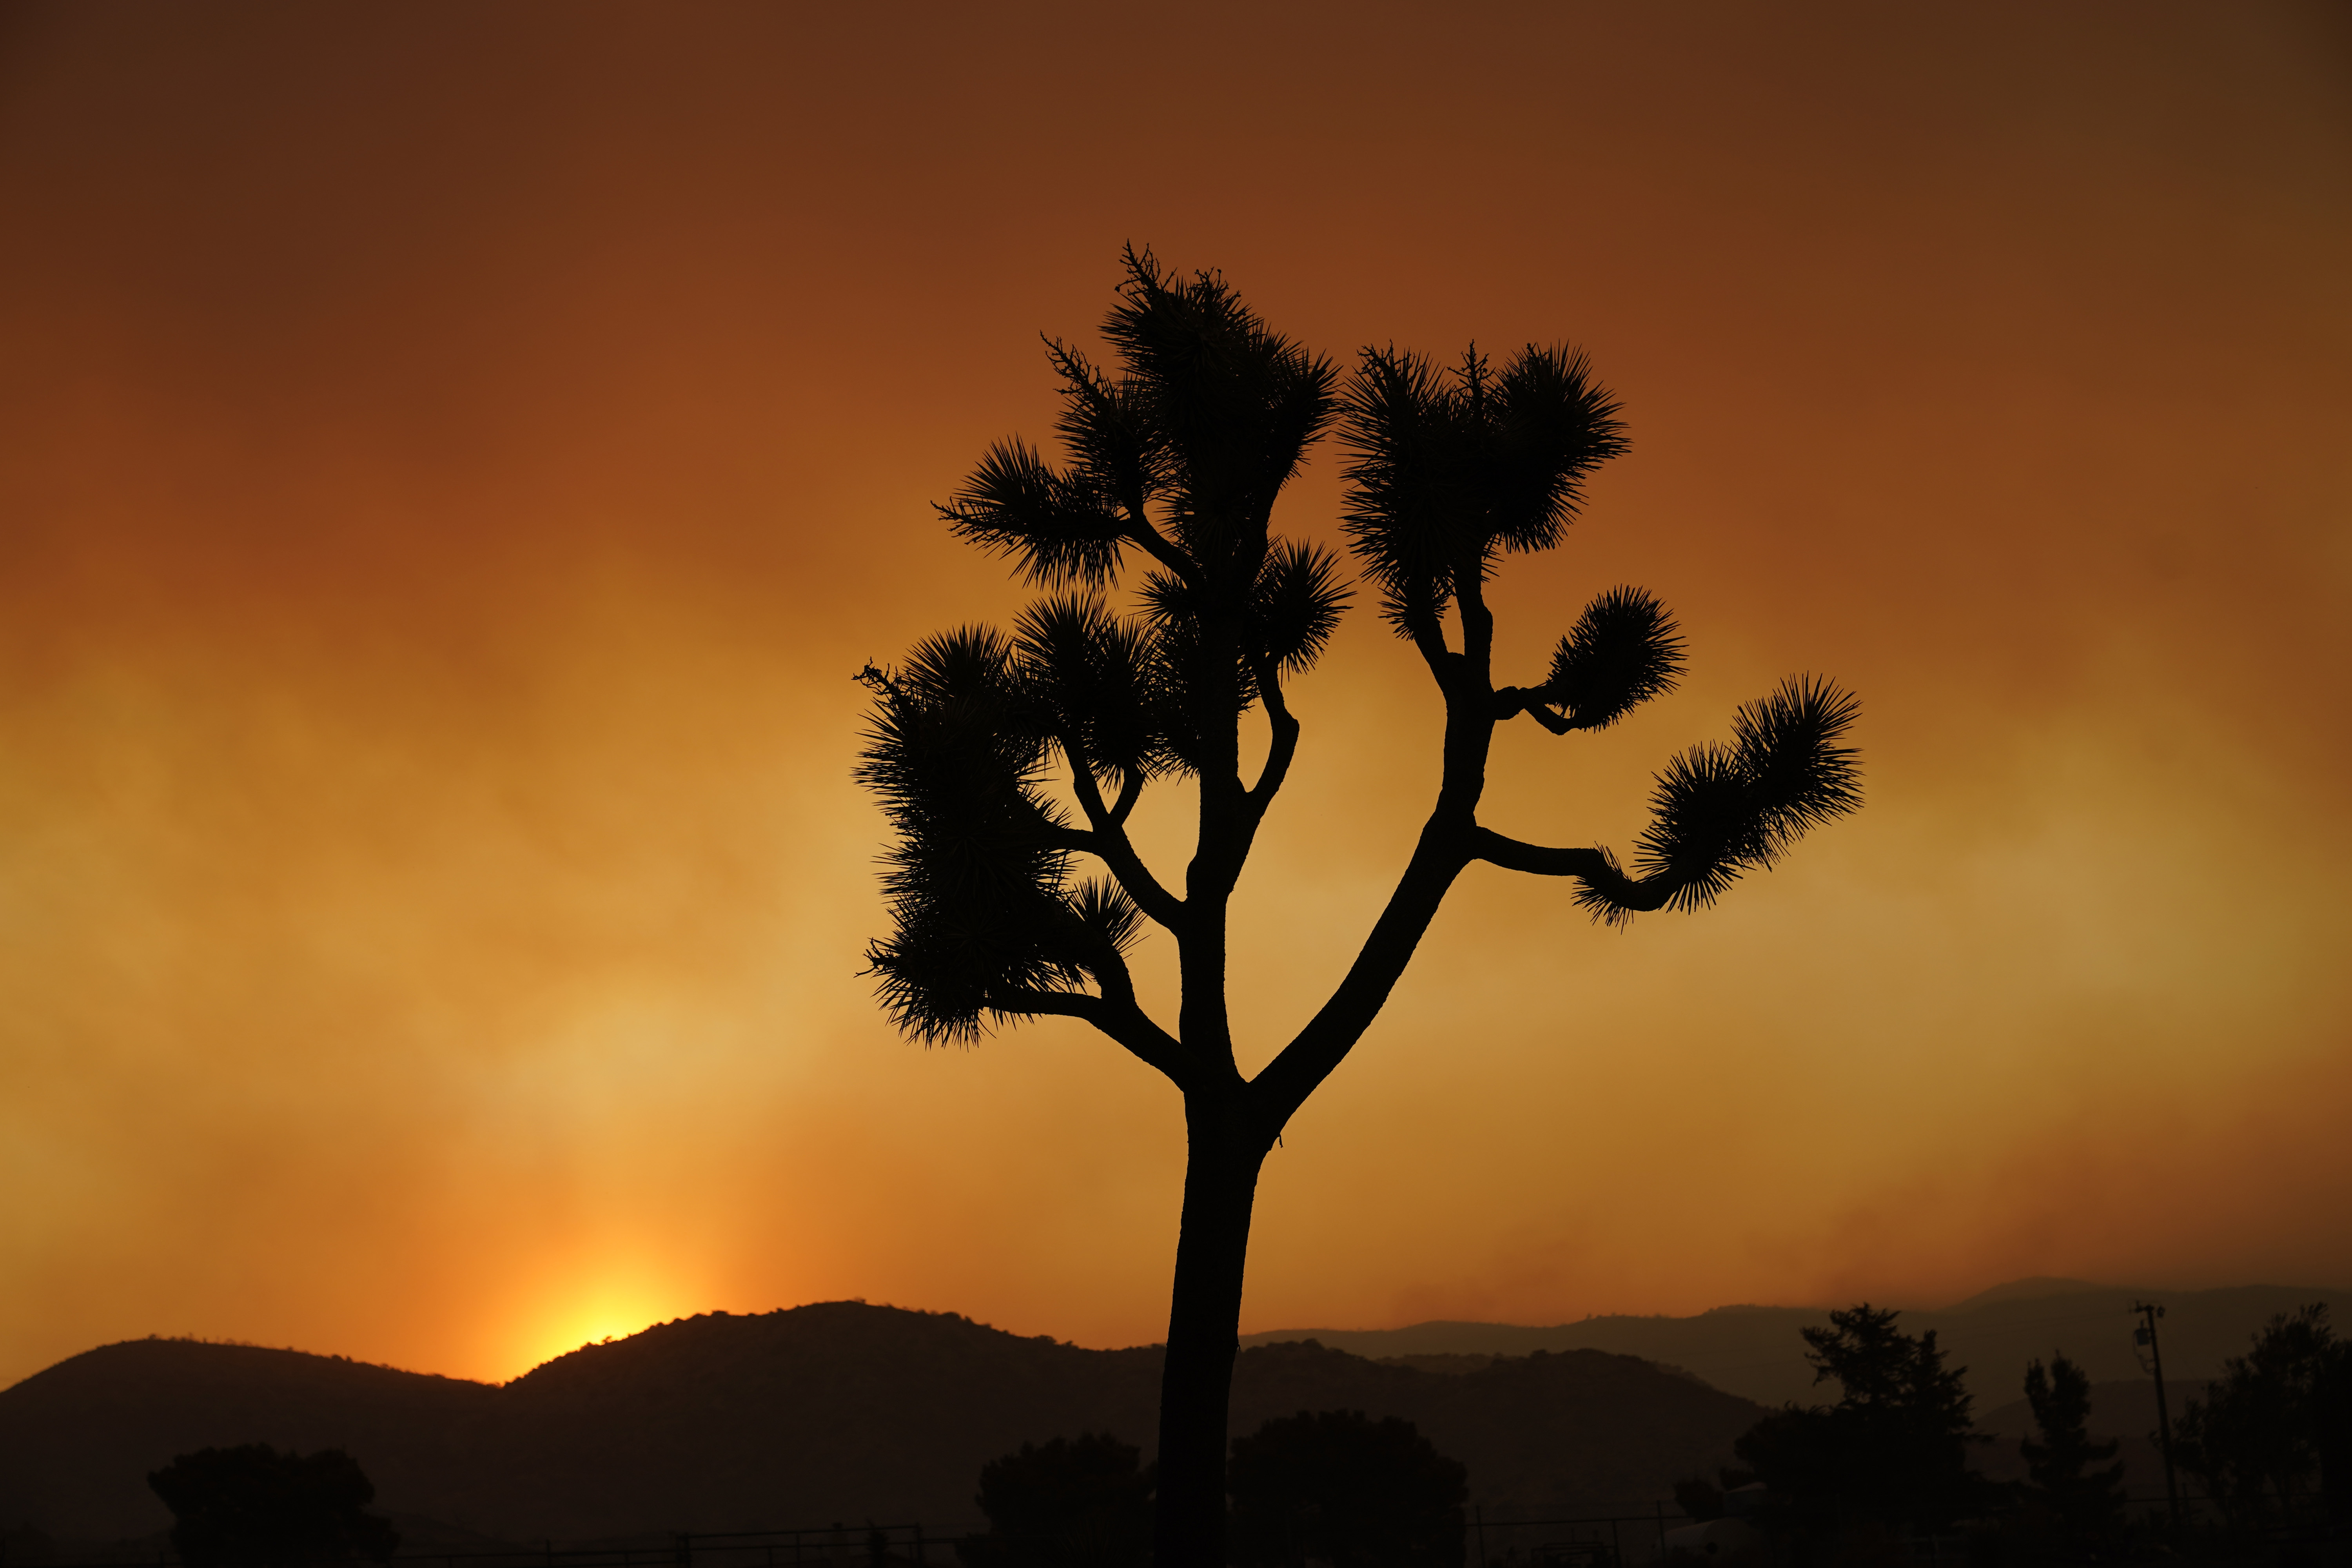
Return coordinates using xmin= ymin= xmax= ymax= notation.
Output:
xmin=1231 ymin=1341 xmax=1758 ymax=1519
xmin=1939 ymin=1277 xmax=2111 ymax=1312
xmin=0 ymin=1303 xmax=1762 ymax=1548
xmin=0 ymin=1337 xmax=500 ymax=1548
xmin=477 ymin=1305 xmax=1164 ymax=1539
xmin=1244 ymin=1280 xmax=2341 ymax=1407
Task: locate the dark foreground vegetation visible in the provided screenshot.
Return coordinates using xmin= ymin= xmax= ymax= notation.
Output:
xmin=948 ymin=1301 xmax=2349 ymax=1568
xmin=1666 ymin=1301 xmax=2350 ymax=1568
xmin=7 ymin=1295 xmax=2343 ymax=1568
xmin=146 ymin=1445 xmax=399 ymax=1568
xmin=960 ymin=1413 xmax=1467 ymax=1568
xmin=0 ymin=1302 xmax=1759 ymax=1546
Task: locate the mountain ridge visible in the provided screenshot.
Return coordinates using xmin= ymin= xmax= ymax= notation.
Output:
xmin=9 ymin=1280 xmax=2330 ymax=1549
xmin=0 ymin=1303 xmax=1762 ymax=1549
xmin=1241 ymin=1280 xmax=2343 ymax=1407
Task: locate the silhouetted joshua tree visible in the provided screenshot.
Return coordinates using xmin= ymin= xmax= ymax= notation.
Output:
xmin=856 ymin=248 xmax=1862 ymax=1568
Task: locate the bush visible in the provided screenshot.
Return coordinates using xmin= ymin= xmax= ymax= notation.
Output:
xmin=1227 ymin=1410 xmax=1466 ymax=1568
xmin=960 ymin=1432 xmax=1154 ymax=1568
xmin=146 ymin=1445 xmax=397 ymax=1568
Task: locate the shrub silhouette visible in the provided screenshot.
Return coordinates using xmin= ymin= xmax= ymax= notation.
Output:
xmin=1226 ymin=1410 xmax=1466 ymax=1568
xmin=961 ymin=1432 xmax=1155 ymax=1568
xmin=858 ymin=246 xmax=1862 ymax=1566
xmin=146 ymin=1444 xmax=398 ymax=1568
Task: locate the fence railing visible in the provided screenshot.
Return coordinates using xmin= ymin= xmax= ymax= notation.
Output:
xmin=27 ymin=1485 xmax=2340 ymax=1568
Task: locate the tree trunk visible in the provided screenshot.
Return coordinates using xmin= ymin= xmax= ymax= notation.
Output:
xmin=1153 ymin=1090 xmax=1267 ymax=1568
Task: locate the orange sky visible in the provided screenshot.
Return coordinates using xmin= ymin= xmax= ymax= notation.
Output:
xmin=2 ymin=2 xmax=2347 ymax=1392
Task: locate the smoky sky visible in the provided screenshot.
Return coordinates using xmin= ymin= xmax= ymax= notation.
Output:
xmin=1 ymin=0 xmax=2347 ymax=1387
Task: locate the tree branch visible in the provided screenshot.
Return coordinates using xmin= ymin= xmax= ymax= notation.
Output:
xmin=1491 ymin=686 xmax=1571 ymax=733
xmin=1107 ymin=766 xmax=1144 ymax=828
xmin=1243 ymin=655 xmax=1301 ymax=825
xmin=1065 ymin=749 xmax=1187 ymax=931
xmin=984 ymin=987 xmax=1199 ymax=1088
xmin=1120 ymin=504 xmax=1197 ymax=584
xmin=1403 ymin=605 xmax=1454 ymax=681
xmin=1468 ymin=826 xmax=1675 ymax=911
xmin=1247 ymin=815 xmax=1477 ymax=1132
xmin=1248 ymin=574 xmax=1520 ymax=1132
xmin=1454 ymin=561 xmax=1497 ymax=674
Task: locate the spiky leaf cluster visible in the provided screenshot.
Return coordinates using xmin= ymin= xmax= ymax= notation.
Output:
xmin=939 ymin=438 xmax=1129 ymax=588
xmin=1576 ymin=675 xmax=1863 ymax=923
xmin=1541 ymin=585 xmax=1686 ymax=729
xmin=1340 ymin=344 xmax=1627 ymax=635
xmin=931 ymin=250 xmax=1350 ymax=772
xmin=857 ymin=629 xmax=1142 ymax=1042
xmin=1013 ymin=594 xmax=1172 ymax=787
xmin=1250 ymin=539 xmax=1350 ymax=678
xmin=938 ymin=247 xmax=1337 ymax=597
xmin=1099 ymin=255 xmax=1338 ymax=587
xmin=869 ymin=254 xmax=1354 ymax=1036
xmin=1130 ymin=539 xmax=1353 ymax=769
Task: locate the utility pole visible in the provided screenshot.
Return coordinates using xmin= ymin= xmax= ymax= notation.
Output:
xmin=2132 ymin=1301 xmax=2181 ymax=1528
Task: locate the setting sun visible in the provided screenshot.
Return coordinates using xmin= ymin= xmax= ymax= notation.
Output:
xmin=497 ymin=1270 xmax=715 ymax=1382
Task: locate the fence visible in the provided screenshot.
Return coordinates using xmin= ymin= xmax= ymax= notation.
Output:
xmin=20 ymin=1524 xmax=965 ymax=1568
xmin=29 ymin=1487 xmax=2342 ymax=1568
xmin=22 ymin=1510 xmax=1707 ymax=1568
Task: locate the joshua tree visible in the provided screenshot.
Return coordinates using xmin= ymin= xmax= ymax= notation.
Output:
xmin=856 ymin=249 xmax=1862 ymax=1568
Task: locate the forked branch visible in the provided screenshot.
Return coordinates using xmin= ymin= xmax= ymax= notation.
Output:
xmin=984 ymin=987 xmax=1198 ymax=1087
xmin=1241 ymin=656 xmax=1301 ymax=826
xmin=1065 ymin=752 xmax=1186 ymax=931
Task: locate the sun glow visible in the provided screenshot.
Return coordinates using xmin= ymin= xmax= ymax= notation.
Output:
xmin=498 ymin=1272 xmax=709 ymax=1381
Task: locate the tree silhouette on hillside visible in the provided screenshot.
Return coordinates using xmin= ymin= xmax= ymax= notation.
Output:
xmin=1733 ymin=1304 xmax=1980 ymax=1534
xmin=856 ymin=247 xmax=1862 ymax=1567
xmin=2020 ymin=1352 xmax=2127 ymax=1544
xmin=2174 ymin=1302 xmax=2350 ymax=1530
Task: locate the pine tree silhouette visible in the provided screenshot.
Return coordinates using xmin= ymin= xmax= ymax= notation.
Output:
xmin=857 ymin=248 xmax=1862 ymax=1567
xmin=1735 ymin=1305 xmax=1981 ymax=1534
xmin=2021 ymin=1352 xmax=2127 ymax=1543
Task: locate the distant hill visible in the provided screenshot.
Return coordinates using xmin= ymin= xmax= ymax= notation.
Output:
xmin=0 ymin=1303 xmax=1763 ymax=1550
xmin=16 ymin=1281 xmax=2311 ymax=1549
xmin=1244 ymin=1280 xmax=2342 ymax=1408
xmin=0 ymin=1338 xmax=500 ymax=1550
